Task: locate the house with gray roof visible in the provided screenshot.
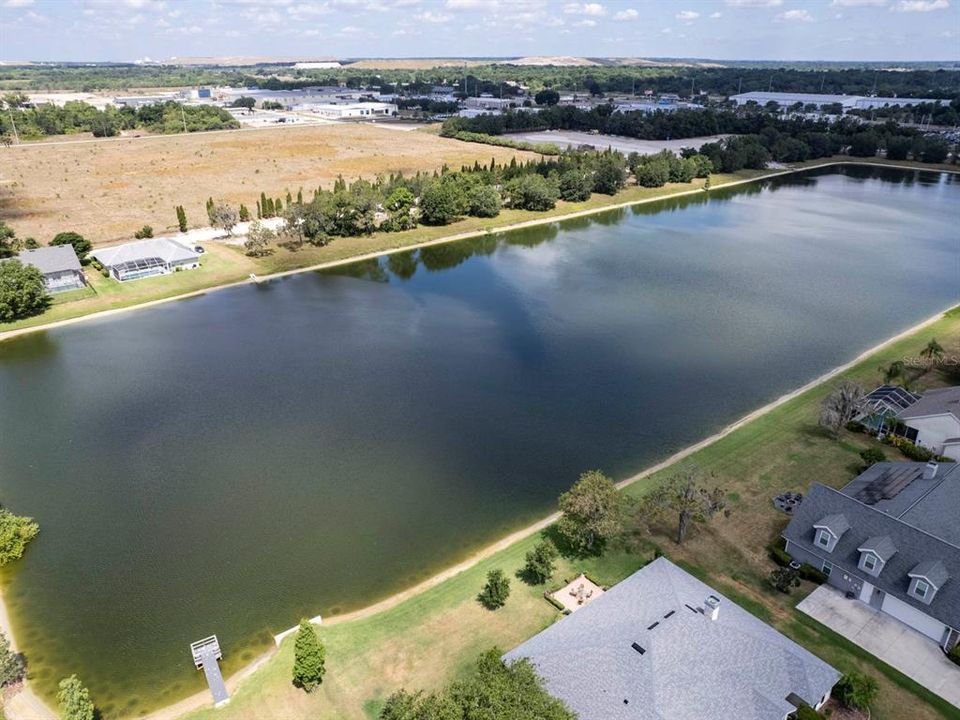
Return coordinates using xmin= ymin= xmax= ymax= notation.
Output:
xmin=92 ymin=238 xmax=200 ymax=282
xmin=783 ymin=462 xmax=960 ymax=652
xmin=504 ymin=557 xmax=839 ymax=720
xmin=16 ymin=245 xmax=85 ymax=293
xmin=896 ymin=387 xmax=960 ymax=461
xmin=856 ymin=384 xmax=921 ymax=433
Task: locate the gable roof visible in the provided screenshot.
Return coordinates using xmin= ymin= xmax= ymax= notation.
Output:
xmin=503 ymin=557 xmax=839 ymax=720
xmin=859 ymin=536 xmax=897 ymax=562
xmin=814 ymin=513 xmax=850 ymax=538
xmin=16 ymin=245 xmax=81 ymax=275
xmin=92 ymin=238 xmax=199 ymax=268
xmin=897 ymin=387 xmax=960 ymax=422
xmin=784 ymin=483 xmax=960 ymax=630
xmin=910 ymin=560 xmax=950 ymax=589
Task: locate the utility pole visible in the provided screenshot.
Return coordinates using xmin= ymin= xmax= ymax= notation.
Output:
xmin=6 ymin=107 xmax=19 ymax=144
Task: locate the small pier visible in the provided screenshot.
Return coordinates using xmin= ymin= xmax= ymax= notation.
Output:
xmin=190 ymin=635 xmax=230 ymax=708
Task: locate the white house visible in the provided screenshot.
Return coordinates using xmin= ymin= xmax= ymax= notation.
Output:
xmin=93 ymin=238 xmax=201 ymax=282
xmin=897 ymin=387 xmax=960 ymax=460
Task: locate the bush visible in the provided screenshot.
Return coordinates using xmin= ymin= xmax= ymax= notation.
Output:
xmin=558 ymin=170 xmax=593 ymax=202
xmin=799 ymin=563 xmax=828 ymax=585
xmin=795 ymin=706 xmax=824 ymax=720
xmin=948 ymin=642 xmax=960 ymax=667
xmin=134 ymin=225 xmax=153 ymax=239
xmin=478 ymin=569 xmax=511 ymax=610
xmin=0 ymin=631 xmax=24 ymax=687
xmin=769 ymin=542 xmax=792 ymax=567
xmin=634 ymin=160 xmax=670 ymax=188
xmin=419 ymin=180 xmax=464 ymax=225
xmin=860 ymin=446 xmax=886 ymax=467
xmin=885 ymin=435 xmax=935 ymax=462
xmin=506 ymin=174 xmax=559 ymax=211
xmin=845 ymin=420 xmax=868 ymax=434
xmin=467 ymin=185 xmax=502 ymax=218
xmin=834 ymin=671 xmax=879 ymax=710
xmin=769 ymin=565 xmax=801 ymax=594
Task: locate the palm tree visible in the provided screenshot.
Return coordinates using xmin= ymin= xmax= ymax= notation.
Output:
xmin=920 ymin=338 xmax=944 ymax=364
xmin=882 ymin=360 xmax=907 ymax=385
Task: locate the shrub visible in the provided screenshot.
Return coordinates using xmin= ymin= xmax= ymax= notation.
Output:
xmin=0 ymin=631 xmax=24 ymax=687
xmin=885 ymin=435 xmax=935 ymax=462
xmin=419 ymin=180 xmax=464 ymax=225
xmin=768 ymin=542 xmax=792 ymax=567
xmin=795 ymin=706 xmax=824 ymax=720
xmin=634 ymin=160 xmax=670 ymax=188
xmin=799 ymin=563 xmax=828 ymax=585
xmin=834 ymin=672 xmax=879 ymax=710
xmin=769 ymin=565 xmax=801 ymax=594
xmin=478 ymin=569 xmax=511 ymax=610
xmin=467 ymin=185 xmax=502 ymax=218
xmin=860 ymin=446 xmax=886 ymax=467
xmin=506 ymin=174 xmax=559 ymax=211
xmin=134 ymin=225 xmax=153 ymax=239
xmin=948 ymin=642 xmax=960 ymax=667
xmin=558 ymin=170 xmax=593 ymax=202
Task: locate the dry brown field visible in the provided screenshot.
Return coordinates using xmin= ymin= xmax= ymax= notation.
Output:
xmin=0 ymin=124 xmax=535 ymax=244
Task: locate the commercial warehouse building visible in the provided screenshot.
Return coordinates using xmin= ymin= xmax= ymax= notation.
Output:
xmin=297 ymin=102 xmax=397 ymax=119
xmin=93 ymin=238 xmax=201 ymax=282
xmin=730 ymin=91 xmax=942 ymax=110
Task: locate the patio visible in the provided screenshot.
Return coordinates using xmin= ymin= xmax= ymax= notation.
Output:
xmin=550 ymin=574 xmax=604 ymax=613
xmin=798 ymin=585 xmax=960 ymax=708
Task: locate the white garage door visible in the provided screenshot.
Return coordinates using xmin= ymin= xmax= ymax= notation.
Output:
xmin=881 ymin=593 xmax=947 ymax=642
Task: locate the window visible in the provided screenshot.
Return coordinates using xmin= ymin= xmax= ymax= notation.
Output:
xmin=915 ymin=579 xmax=930 ymax=600
xmin=863 ymin=553 xmax=878 ymax=572
xmin=821 ymin=561 xmax=832 ymax=577
xmin=817 ymin=531 xmax=831 ymax=548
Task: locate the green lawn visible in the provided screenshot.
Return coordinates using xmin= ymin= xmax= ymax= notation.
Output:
xmin=184 ymin=310 xmax=960 ymax=720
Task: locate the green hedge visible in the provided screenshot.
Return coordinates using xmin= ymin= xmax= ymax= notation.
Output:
xmin=453 ymin=131 xmax=562 ymax=156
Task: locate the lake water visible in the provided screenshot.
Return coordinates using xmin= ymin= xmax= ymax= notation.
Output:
xmin=0 ymin=166 xmax=957 ymax=716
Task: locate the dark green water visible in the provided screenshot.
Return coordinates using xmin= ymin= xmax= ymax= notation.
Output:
xmin=0 ymin=167 xmax=957 ymax=716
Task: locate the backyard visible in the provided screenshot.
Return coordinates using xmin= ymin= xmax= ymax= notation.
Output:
xmin=181 ymin=310 xmax=960 ymax=720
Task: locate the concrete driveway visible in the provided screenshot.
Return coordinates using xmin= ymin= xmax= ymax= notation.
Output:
xmin=798 ymin=585 xmax=960 ymax=708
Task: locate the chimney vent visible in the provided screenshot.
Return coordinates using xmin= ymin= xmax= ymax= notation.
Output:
xmin=704 ymin=595 xmax=720 ymax=621
xmin=924 ymin=461 xmax=938 ymax=480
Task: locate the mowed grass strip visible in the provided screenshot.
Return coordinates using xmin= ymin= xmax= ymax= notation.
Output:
xmin=183 ymin=311 xmax=960 ymax=720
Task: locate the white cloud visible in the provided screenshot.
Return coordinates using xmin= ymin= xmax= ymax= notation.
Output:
xmin=831 ymin=0 xmax=886 ymax=5
xmin=573 ymin=18 xmax=596 ymax=26
xmin=893 ymin=0 xmax=949 ymax=10
xmin=776 ymin=8 xmax=813 ymax=20
xmin=182 ymin=24 xmax=203 ymax=33
xmin=340 ymin=24 xmax=363 ymax=31
xmin=2 ymin=0 xmax=34 ymax=7
xmin=288 ymin=2 xmax=331 ymax=14
xmin=725 ymin=0 xmax=782 ymax=6
xmin=710 ymin=11 xmax=722 ymax=17
xmin=613 ymin=8 xmax=638 ymax=19
xmin=563 ymin=2 xmax=606 ymax=15
xmin=416 ymin=9 xmax=451 ymax=21
xmin=676 ymin=9 xmax=699 ymax=20
xmin=661 ymin=26 xmax=672 ymax=33
xmin=445 ymin=0 xmax=486 ymax=6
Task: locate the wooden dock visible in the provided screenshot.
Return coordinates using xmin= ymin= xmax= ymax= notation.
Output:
xmin=190 ymin=635 xmax=230 ymax=708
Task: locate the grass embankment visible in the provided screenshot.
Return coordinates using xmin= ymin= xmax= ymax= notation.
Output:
xmin=183 ymin=310 xmax=960 ymax=720
xmin=0 ymin=168 xmax=763 ymax=338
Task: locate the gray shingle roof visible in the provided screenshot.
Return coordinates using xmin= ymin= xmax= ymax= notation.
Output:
xmin=16 ymin=245 xmax=81 ymax=275
xmin=92 ymin=238 xmax=198 ymax=268
xmin=503 ymin=557 xmax=839 ymax=720
xmin=858 ymin=536 xmax=898 ymax=562
xmin=910 ymin=560 xmax=951 ymax=589
xmin=814 ymin=513 xmax=850 ymax=538
xmin=784 ymin=483 xmax=960 ymax=630
xmin=897 ymin=387 xmax=960 ymax=421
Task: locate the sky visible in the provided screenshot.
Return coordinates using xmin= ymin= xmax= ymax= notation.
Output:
xmin=0 ymin=0 xmax=957 ymax=63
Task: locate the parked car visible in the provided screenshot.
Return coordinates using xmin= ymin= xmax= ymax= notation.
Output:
xmin=194 ymin=245 xmax=205 ymax=254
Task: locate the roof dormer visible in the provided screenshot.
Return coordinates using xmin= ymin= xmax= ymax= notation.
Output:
xmin=907 ymin=561 xmax=950 ymax=605
xmin=812 ymin=514 xmax=850 ymax=554
xmin=857 ymin=536 xmax=896 ymax=578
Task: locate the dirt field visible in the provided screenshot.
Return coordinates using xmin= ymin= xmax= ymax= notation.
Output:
xmin=0 ymin=124 xmax=535 ymax=244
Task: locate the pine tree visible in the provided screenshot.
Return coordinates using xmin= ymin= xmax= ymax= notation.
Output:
xmin=297 ymin=188 xmax=303 ymax=205
xmin=275 ymin=197 xmax=283 ymax=213
xmin=260 ymin=192 xmax=268 ymax=217
xmin=176 ymin=205 xmax=188 ymax=233
xmin=206 ymin=197 xmax=215 ymax=223
xmin=266 ymin=198 xmax=275 ymax=218
xmin=239 ymin=204 xmax=250 ymax=222
xmin=256 ymin=200 xmax=262 ymax=219
xmin=292 ymin=620 xmax=325 ymax=692
xmin=286 ymin=190 xmax=293 ymax=206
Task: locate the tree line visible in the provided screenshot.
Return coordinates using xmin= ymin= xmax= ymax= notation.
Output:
xmin=0 ymin=97 xmax=238 ymax=140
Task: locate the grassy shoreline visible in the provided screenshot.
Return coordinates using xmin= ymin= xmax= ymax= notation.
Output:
xmin=3 ymin=157 xmax=954 ymax=344
xmin=169 ymin=306 xmax=960 ymax=720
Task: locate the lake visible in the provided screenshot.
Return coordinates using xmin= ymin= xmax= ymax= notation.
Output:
xmin=0 ymin=166 xmax=957 ymax=716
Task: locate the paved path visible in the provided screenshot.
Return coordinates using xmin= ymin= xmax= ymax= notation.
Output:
xmin=798 ymin=585 xmax=960 ymax=708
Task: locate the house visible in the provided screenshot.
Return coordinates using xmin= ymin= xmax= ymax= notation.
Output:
xmin=896 ymin=387 xmax=960 ymax=460
xmin=16 ymin=245 xmax=86 ymax=293
xmin=784 ymin=462 xmax=960 ymax=652
xmin=856 ymin=384 xmax=921 ymax=433
xmin=92 ymin=238 xmax=201 ymax=282
xmin=503 ymin=557 xmax=839 ymax=720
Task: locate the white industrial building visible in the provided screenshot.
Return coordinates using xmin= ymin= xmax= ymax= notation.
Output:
xmin=730 ymin=91 xmax=942 ymax=110
xmin=298 ymin=102 xmax=397 ymax=119
xmin=464 ymin=95 xmax=518 ymax=111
